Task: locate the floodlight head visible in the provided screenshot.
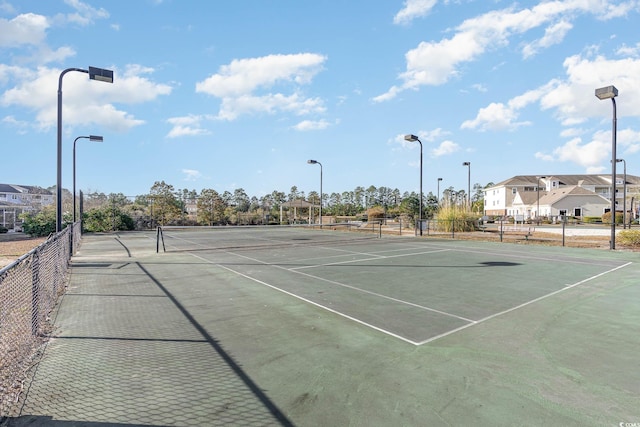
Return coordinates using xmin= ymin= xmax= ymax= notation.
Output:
xmin=595 ymin=85 xmax=618 ymax=100
xmin=438 ymin=177 xmax=442 ymax=181
xmin=89 ymin=135 xmax=104 ymax=142
xmin=463 ymin=161 xmax=470 ymax=166
xmin=404 ymin=134 xmax=419 ymax=142
xmin=88 ymin=66 xmax=114 ymax=83
xmin=307 ymin=159 xmax=318 ymax=164
xmin=615 ymin=158 xmax=623 ymax=163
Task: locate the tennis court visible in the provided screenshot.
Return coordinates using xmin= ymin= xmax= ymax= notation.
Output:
xmin=12 ymin=227 xmax=640 ymax=426
xmin=156 ymin=225 xmax=630 ymax=345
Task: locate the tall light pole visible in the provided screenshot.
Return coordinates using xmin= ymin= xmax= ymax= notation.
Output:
xmin=595 ymin=85 xmax=618 ymax=249
xmin=437 ymin=178 xmax=442 ymax=204
xmin=536 ymin=176 xmax=546 ymax=224
xmin=616 ymin=158 xmax=626 ymax=229
xmin=73 ymin=135 xmax=103 ymax=223
xmin=57 ymin=66 xmax=113 ymax=232
xmin=462 ymin=162 xmax=471 ymax=209
xmin=404 ymin=135 xmax=423 ymax=235
xmin=307 ymin=159 xmax=322 ymax=226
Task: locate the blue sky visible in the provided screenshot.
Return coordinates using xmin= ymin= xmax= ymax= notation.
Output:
xmin=2 ymin=0 xmax=640 ymax=200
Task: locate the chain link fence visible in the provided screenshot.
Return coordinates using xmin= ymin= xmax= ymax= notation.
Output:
xmin=0 ymin=224 xmax=80 ymax=416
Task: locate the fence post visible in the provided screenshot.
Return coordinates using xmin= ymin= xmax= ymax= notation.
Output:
xmin=31 ymin=249 xmax=40 ymax=336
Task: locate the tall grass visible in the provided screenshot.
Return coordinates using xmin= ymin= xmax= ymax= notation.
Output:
xmin=434 ymin=200 xmax=480 ymax=232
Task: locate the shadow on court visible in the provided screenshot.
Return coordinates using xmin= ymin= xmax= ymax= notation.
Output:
xmin=8 ymin=231 xmax=640 ymax=426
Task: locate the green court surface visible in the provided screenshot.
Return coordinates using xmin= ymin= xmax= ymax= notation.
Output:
xmin=10 ymin=230 xmax=640 ymax=426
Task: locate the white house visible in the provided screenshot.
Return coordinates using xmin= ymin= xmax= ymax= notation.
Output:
xmin=484 ymin=175 xmax=640 ymax=219
xmin=0 ymin=184 xmax=54 ymax=229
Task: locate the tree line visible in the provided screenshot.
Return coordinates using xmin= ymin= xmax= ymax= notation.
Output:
xmin=21 ymin=180 xmax=492 ymax=235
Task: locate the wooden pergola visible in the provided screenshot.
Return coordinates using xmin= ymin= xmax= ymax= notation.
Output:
xmin=280 ymin=199 xmax=320 ymax=224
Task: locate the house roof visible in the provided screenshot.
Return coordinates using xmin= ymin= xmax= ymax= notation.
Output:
xmin=0 ymin=184 xmax=52 ymax=195
xmin=538 ymin=185 xmax=608 ymax=205
xmin=491 ymin=174 xmax=640 ymax=188
xmin=518 ymin=191 xmax=545 ymax=205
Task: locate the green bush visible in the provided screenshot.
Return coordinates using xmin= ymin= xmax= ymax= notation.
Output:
xmin=583 ymin=216 xmax=602 ymax=223
xmin=20 ymin=207 xmax=59 ymax=237
xmin=601 ymin=211 xmax=623 ymax=224
xmin=83 ymin=206 xmax=134 ymax=232
xmin=618 ymin=229 xmax=640 ymax=247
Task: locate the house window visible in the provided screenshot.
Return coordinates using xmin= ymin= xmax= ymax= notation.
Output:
xmin=574 ymin=208 xmax=582 ymax=217
xmin=512 ymin=188 xmax=517 ymax=194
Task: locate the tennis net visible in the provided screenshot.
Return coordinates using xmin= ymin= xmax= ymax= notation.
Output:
xmin=156 ymin=223 xmax=381 ymax=253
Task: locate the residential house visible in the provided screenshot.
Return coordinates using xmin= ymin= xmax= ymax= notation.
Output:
xmin=0 ymin=184 xmax=54 ymax=229
xmin=484 ymin=175 xmax=640 ymax=220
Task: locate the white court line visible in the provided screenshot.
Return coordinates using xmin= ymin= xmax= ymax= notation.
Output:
xmin=189 ymin=253 xmax=422 ymax=345
xmin=198 ymin=250 xmax=476 ymax=325
xmin=414 ymin=261 xmax=633 ymax=345
xmin=183 ymin=238 xmax=632 ymax=346
xmin=290 ymin=248 xmax=451 ymax=270
xmin=417 ymin=242 xmax=621 ymax=267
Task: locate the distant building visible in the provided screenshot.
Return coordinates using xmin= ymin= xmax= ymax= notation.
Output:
xmin=483 ymin=175 xmax=640 ymax=220
xmin=0 ymin=184 xmax=54 ymax=229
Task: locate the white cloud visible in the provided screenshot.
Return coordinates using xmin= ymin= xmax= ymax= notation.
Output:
xmin=616 ymin=42 xmax=640 ymax=57
xmin=461 ymin=102 xmax=532 ymax=131
xmin=196 ymin=53 xmax=327 ymax=121
xmin=534 ymin=126 xmax=640 ymax=171
xmin=394 ymin=0 xmax=438 ymax=25
xmin=0 ymin=13 xmax=49 ymax=47
xmin=431 ymin=140 xmax=460 ymax=157
xmin=216 ymin=92 xmax=325 ymax=121
xmin=464 ymin=50 xmax=640 ymax=133
xmin=377 ymin=1 xmax=636 ymax=101
xmin=196 ymin=53 xmax=326 ymax=97
xmin=292 ymin=119 xmax=332 ymax=131
xmin=182 ymin=169 xmax=202 ymax=181
xmin=471 ymin=83 xmax=487 ymax=93
xmin=63 ymin=0 xmax=109 ymax=26
xmin=0 ymin=65 xmax=170 ymax=133
xmin=522 ymin=20 xmax=572 ymax=59
xmin=166 ymin=115 xmax=212 ymax=138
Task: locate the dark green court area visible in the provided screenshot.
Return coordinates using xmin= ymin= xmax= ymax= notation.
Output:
xmin=9 ymin=230 xmax=640 ymax=426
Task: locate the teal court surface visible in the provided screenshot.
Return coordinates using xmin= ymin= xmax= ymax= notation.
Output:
xmin=7 ymin=228 xmax=640 ymax=426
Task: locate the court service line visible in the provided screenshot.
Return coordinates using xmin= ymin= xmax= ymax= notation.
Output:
xmin=290 ymin=248 xmax=451 ymax=270
xmin=414 ymin=261 xmax=632 ymax=345
xmin=292 ymin=243 xmax=452 ymax=264
xmin=215 ymin=250 xmax=475 ymax=324
xmin=418 ymin=242 xmax=623 ymax=268
xmin=188 ymin=253 xmax=422 ymax=346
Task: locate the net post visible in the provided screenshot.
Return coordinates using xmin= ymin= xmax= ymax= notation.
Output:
xmin=156 ymin=226 xmax=165 ymax=253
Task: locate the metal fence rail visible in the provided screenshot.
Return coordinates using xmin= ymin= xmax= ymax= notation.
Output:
xmin=0 ymin=225 xmax=79 ymax=416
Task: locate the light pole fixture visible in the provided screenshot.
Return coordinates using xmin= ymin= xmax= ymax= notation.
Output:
xmin=462 ymin=162 xmax=471 ymax=208
xmin=616 ymin=158 xmax=626 ymax=229
xmin=404 ymin=134 xmax=423 ymax=235
xmin=437 ymin=178 xmax=443 ymax=204
xmin=73 ymin=135 xmax=103 ymax=224
xmin=595 ymin=85 xmax=618 ymax=249
xmin=57 ymin=66 xmax=114 ymax=232
xmin=307 ymin=159 xmax=322 ymax=226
